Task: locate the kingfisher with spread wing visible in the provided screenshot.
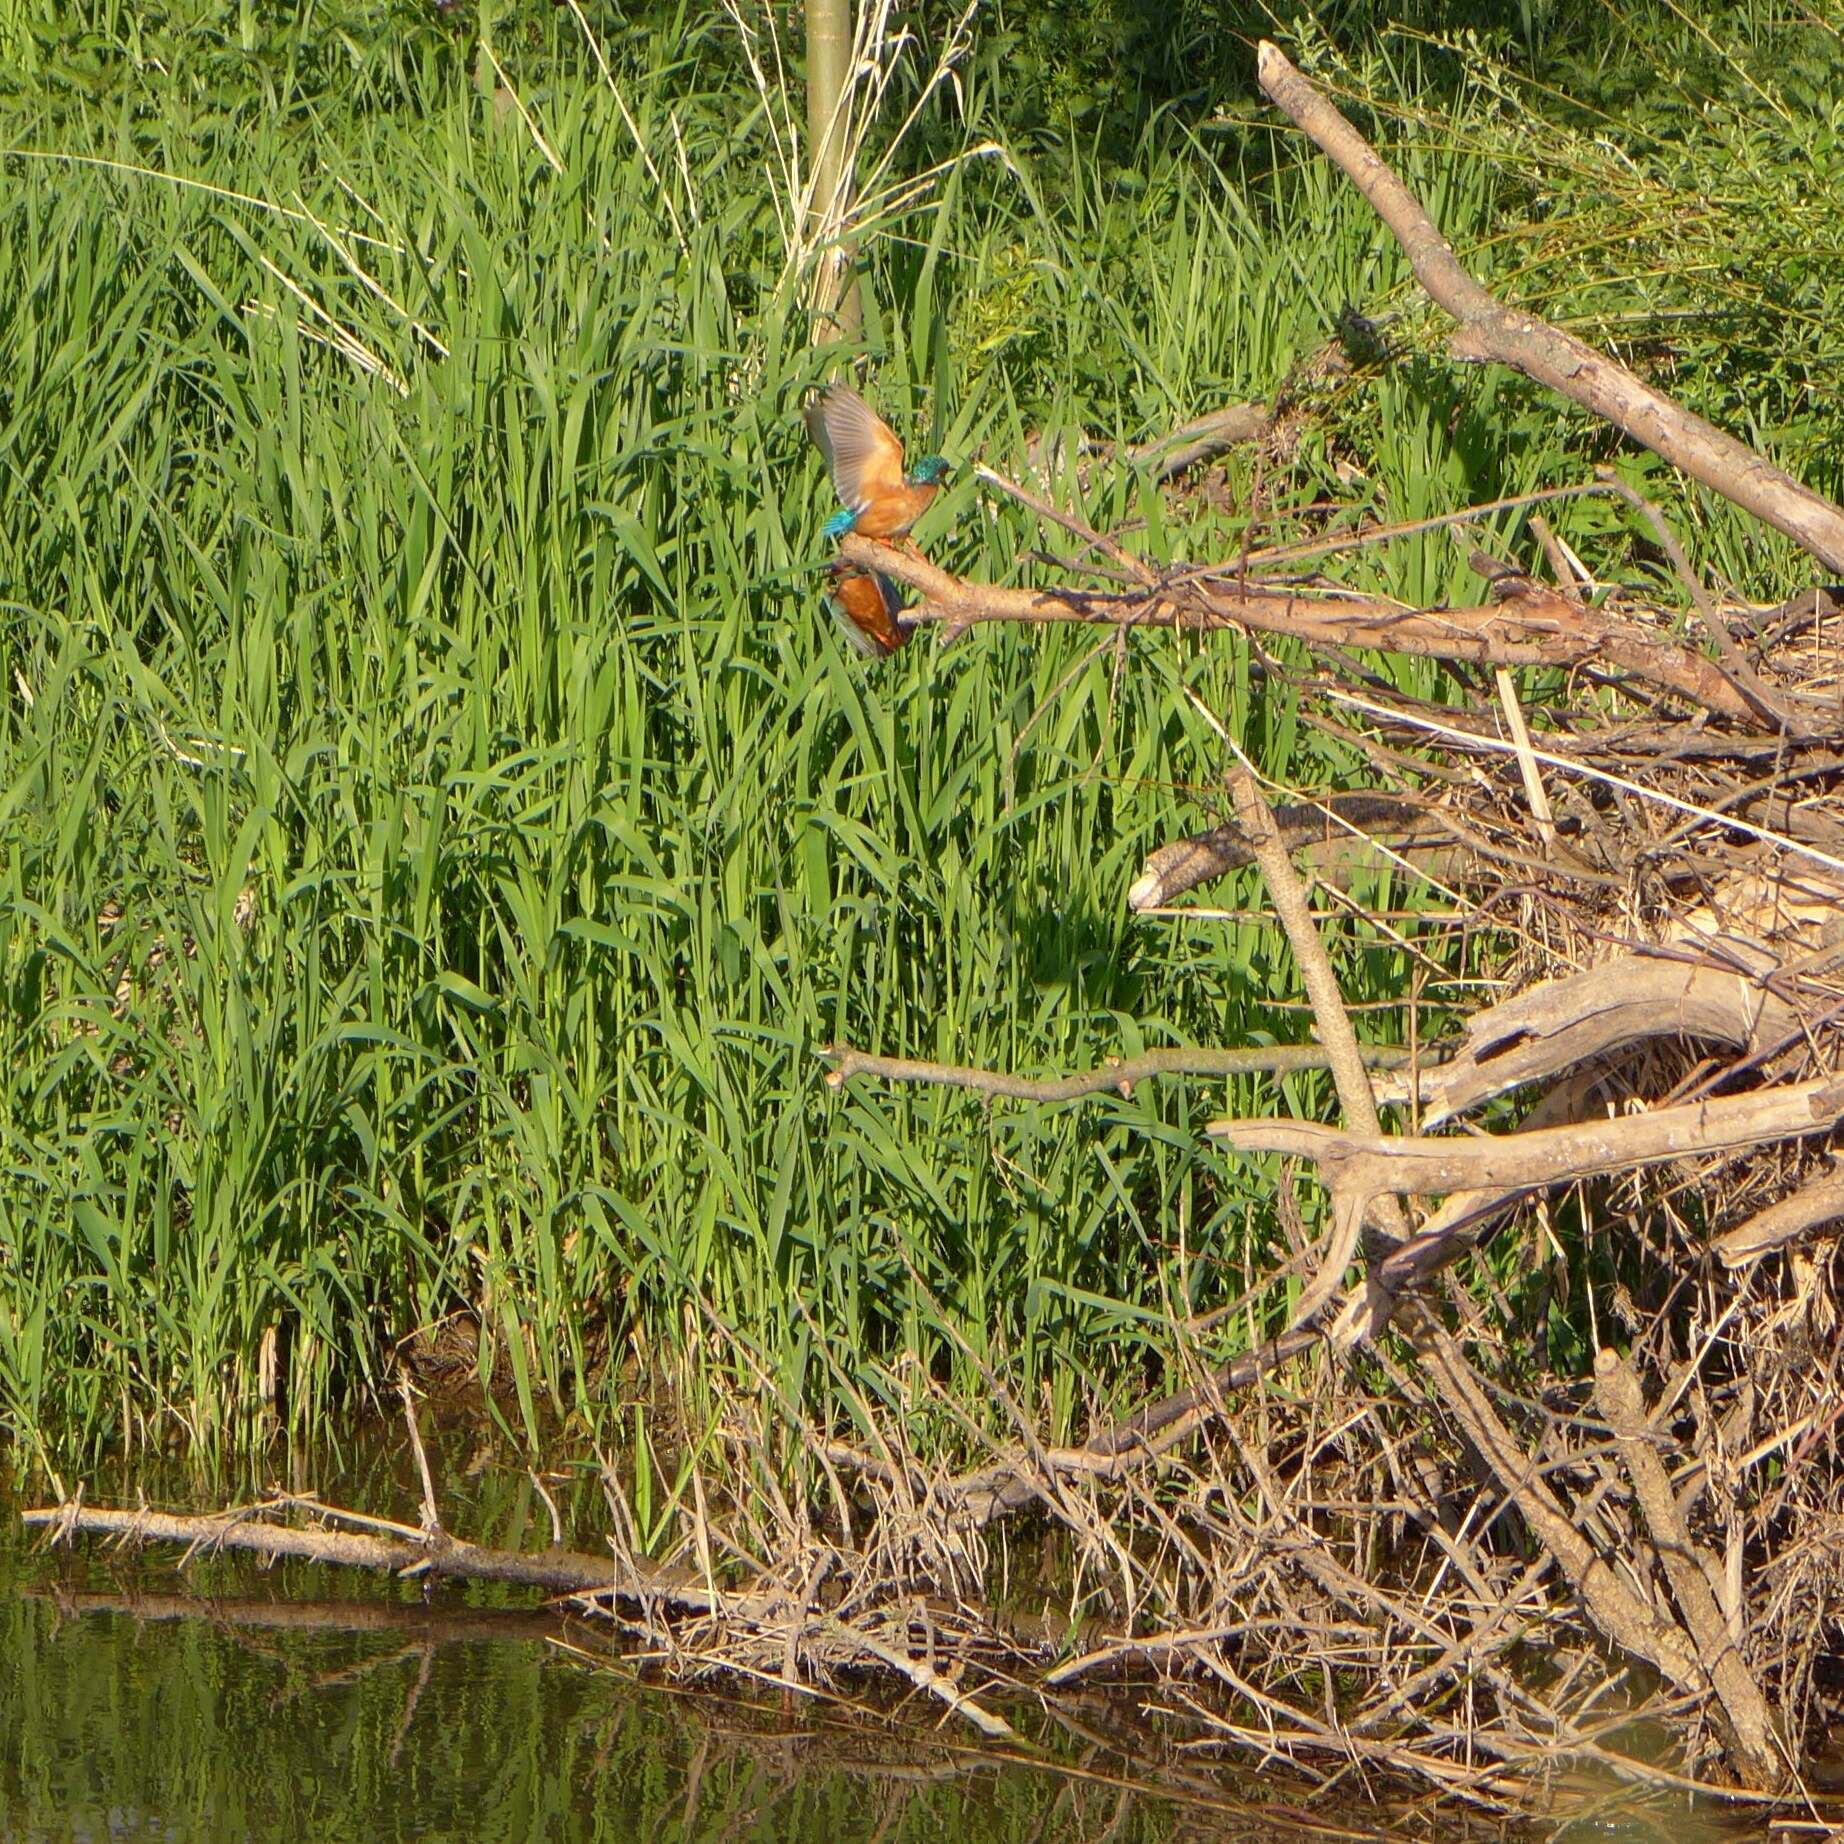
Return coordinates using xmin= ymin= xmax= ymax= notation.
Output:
xmin=820 ymin=559 xmax=909 ymax=658
xmin=804 ymin=382 xmax=952 ymax=542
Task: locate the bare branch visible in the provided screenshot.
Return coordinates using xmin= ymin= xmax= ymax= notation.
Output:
xmin=1223 ymin=757 xmax=1412 ymax=1332
xmin=842 ymin=533 xmax=1762 ymax=720
xmin=1599 ymin=469 xmax=1794 ymax=728
xmin=1414 ymin=1316 xmax=1716 ymax=1701
xmin=1254 ymin=41 xmax=1844 ymax=574
xmin=1417 ymin=956 xmax=1802 ymax=1127
xmin=22 ymin=1500 xmax=682 ymax=1601
xmin=1593 ymin=1349 xmax=1784 ymax=1784
xmin=1131 ymin=399 xmax=1270 ymax=480
xmin=973 ymin=462 xmax=1154 ymax=586
xmin=1213 ymin=1074 xmax=1844 ymax=1195
xmin=819 ymin=1039 xmax=1422 ymax=1102
xmin=1127 ymin=793 xmax=1445 ymax=911
xmin=1714 ymin=1164 xmax=1844 ymax=1266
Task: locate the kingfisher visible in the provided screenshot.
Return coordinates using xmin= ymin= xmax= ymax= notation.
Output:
xmin=821 ymin=559 xmax=909 ymax=658
xmin=805 ymin=382 xmax=952 ymax=542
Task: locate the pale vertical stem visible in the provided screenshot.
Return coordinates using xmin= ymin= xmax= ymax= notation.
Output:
xmin=805 ymin=0 xmax=860 ymax=336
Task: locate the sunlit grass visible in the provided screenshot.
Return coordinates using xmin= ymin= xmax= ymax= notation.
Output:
xmin=0 ymin=2 xmax=1819 ymax=1475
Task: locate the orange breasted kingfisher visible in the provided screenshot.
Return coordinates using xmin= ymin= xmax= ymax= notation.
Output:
xmin=804 ymin=383 xmax=952 ymax=542
xmin=821 ymin=559 xmax=909 ymax=658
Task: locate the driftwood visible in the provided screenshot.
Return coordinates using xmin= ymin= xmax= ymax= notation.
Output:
xmin=1411 ymin=954 xmax=1803 ymax=1125
xmin=808 ymin=45 xmax=1844 ymax=1803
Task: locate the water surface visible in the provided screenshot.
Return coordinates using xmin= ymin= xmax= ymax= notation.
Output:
xmin=0 ymin=1481 xmax=1321 ymax=1844
xmin=0 ymin=1455 xmax=1779 ymax=1844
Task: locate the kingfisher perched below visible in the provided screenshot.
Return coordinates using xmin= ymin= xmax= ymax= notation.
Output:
xmin=805 ymin=382 xmax=952 ymax=542
xmin=821 ymin=559 xmax=909 ymax=658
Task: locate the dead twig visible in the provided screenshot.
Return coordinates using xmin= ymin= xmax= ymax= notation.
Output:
xmin=973 ymin=462 xmax=1154 ymax=587
xmin=1221 ymin=755 xmax=1412 ymax=1333
xmin=819 ymin=1040 xmax=1423 ymax=1102
xmin=1414 ymin=1318 xmax=1717 ymax=1708
xmin=1599 ymin=470 xmax=1797 ymax=729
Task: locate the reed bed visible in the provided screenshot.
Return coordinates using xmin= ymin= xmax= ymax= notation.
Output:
xmin=11 ymin=1 xmax=1844 ymax=1814
xmin=0 ymin=1 xmax=1832 ymax=1491
xmin=0 ymin=7 xmax=1488 ymax=1468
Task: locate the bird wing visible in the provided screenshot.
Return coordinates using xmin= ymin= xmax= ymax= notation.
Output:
xmin=804 ymin=384 xmax=907 ymax=509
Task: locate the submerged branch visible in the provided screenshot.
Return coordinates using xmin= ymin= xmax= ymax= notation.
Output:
xmin=21 ymin=1500 xmax=677 ymax=1601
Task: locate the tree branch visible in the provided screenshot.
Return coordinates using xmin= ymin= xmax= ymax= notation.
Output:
xmin=21 ymin=1500 xmax=690 ymax=1601
xmin=1223 ymin=759 xmax=1412 ymax=1334
xmin=1417 ymin=955 xmax=1801 ymax=1127
xmin=1212 ymin=1074 xmax=1844 ymax=1195
xmin=1127 ymin=793 xmax=1444 ymax=910
xmin=1131 ymin=399 xmax=1271 ymax=480
xmin=841 ymin=533 xmax=1760 ymax=720
xmin=1255 ymin=40 xmax=1844 ymax=574
xmin=819 ymin=1039 xmax=1422 ymax=1102
xmin=1714 ymin=1163 xmax=1844 ymax=1266
xmin=1592 ymin=1348 xmax=1784 ymax=1785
